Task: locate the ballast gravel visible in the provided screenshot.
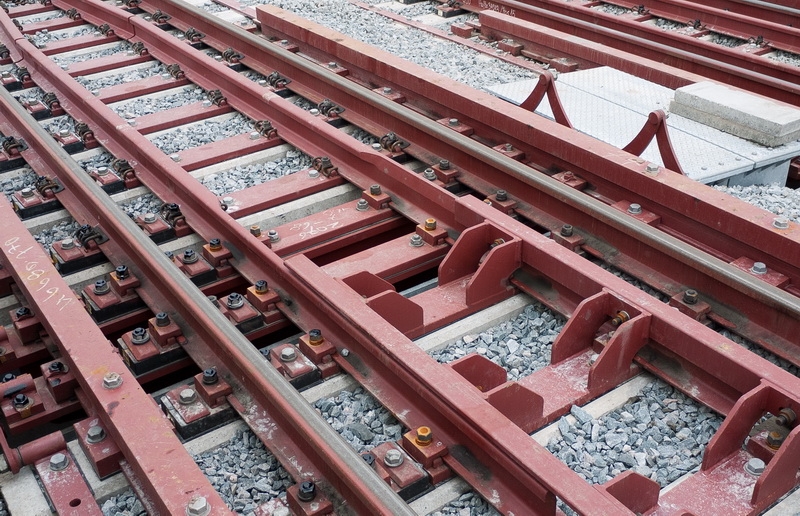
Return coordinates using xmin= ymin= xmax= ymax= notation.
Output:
xmin=427 ymin=491 xmax=500 ymax=516
xmin=119 ymin=193 xmax=162 ymax=219
xmin=148 ymin=114 xmax=254 ymax=155
xmin=30 ymin=26 xmax=95 ymax=46
xmin=202 ymin=150 xmax=312 ymax=195
xmin=429 ymin=303 xmax=563 ymax=381
xmin=112 ymin=87 xmax=208 ymax=117
xmin=77 ymin=63 xmax=169 ymax=92
xmin=78 ymin=151 xmax=116 ymax=171
xmin=315 ymin=387 xmax=404 ymax=453
xmin=1 ymin=166 xmax=37 ymax=200
xmin=33 ymin=219 xmax=80 ymax=251
xmin=714 ymin=183 xmax=800 ymax=222
xmin=53 ymin=42 xmax=133 ymax=67
xmin=768 ymin=49 xmax=800 ymax=67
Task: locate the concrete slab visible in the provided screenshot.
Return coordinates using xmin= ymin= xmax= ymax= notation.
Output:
xmin=670 ymin=82 xmax=800 ymax=147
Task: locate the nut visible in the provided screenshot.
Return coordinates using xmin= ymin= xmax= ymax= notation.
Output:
xmin=308 ymin=329 xmax=323 ymax=345
xmin=773 ymin=217 xmax=790 ymax=229
xmin=448 ymin=118 xmax=459 ymax=126
xmin=424 ymin=218 xmax=437 ymax=231
xmin=61 ymin=238 xmax=75 ymax=249
xmin=181 ymin=249 xmax=198 ymax=264
xmin=560 ymin=224 xmax=573 ymax=237
xmin=495 ymin=190 xmax=508 ymax=202
xmin=94 ymin=279 xmax=110 ymax=295
xmin=226 ymin=293 xmax=245 ymax=309
xmin=86 ymin=425 xmax=106 ymax=443
xmin=409 ymin=234 xmax=424 ymax=247
xmin=186 ymin=496 xmax=210 ymax=516
xmin=179 ymin=388 xmax=197 ymax=405
xmin=49 ymin=452 xmax=69 ymax=471
xmin=356 ymin=199 xmax=369 ymax=211
xmin=384 ymin=449 xmax=404 ymax=467
xmin=370 ymin=184 xmax=382 ymax=196
xmin=103 ymin=372 xmax=123 ymax=389
xmin=415 ymin=426 xmax=432 ymax=446
xmin=423 ymin=168 xmax=437 ymax=181
xmin=202 ymin=368 xmax=218 ymax=385
xmin=131 ymin=327 xmax=150 ymax=345
xmin=155 ymin=312 xmax=171 ymax=327
xmin=254 ymin=280 xmax=268 ymax=294
xmin=297 ymin=481 xmax=316 ymax=502
xmin=143 ymin=212 xmax=157 ymax=224
xmin=682 ymin=289 xmax=698 ymax=305
xmin=268 ymin=230 xmax=280 ymax=243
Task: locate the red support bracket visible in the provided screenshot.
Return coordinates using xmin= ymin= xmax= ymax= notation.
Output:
xmin=518 ymin=70 xmax=573 ymax=128
xmin=622 ymin=110 xmax=685 ymax=175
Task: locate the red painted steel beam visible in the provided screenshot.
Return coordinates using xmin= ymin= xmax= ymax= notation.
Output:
xmin=0 ymin=199 xmax=230 ymax=515
xmin=682 ymin=0 xmax=800 ymax=27
xmin=436 ymin=0 xmax=800 ymax=105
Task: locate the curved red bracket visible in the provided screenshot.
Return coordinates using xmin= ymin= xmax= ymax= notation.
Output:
xmin=623 ymin=110 xmax=685 ymax=175
xmin=519 ymin=70 xmax=573 ymax=129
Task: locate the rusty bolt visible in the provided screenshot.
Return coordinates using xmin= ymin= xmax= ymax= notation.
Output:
xmin=415 ymin=426 xmax=433 ymax=446
xmin=115 ymin=264 xmax=129 ymax=279
xmin=424 ymin=218 xmax=437 ymax=231
xmin=209 ymin=238 xmax=222 ymax=251
xmin=370 ymin=184 xmax=382 ymax=196
xmin=744 ymin=457 xmax=765 ymax=476
xmin=410 ymin=234 xmax=424 ymax=247
xmin=683 ymin=289 xmax=699 ymax=305
xmin=560 ymin=224 xmax=573 ymax=237
xmin=49 ymin=452 xmax=69 ymax=471
xmin=439 ymin=159 xmax=450 ymax=170
xmin=86 ymin=425 xmax=106 ymax=444
xmin=356 ymin=199 xmax=369 ymax=211
xmin=776 ymin=407 xmax=797 ymax=426
xmin=773 ymin=217 xmax=789 ymax=229
xmin=627 ymin=203 xmax=642 ymax=215
xmin=308 ymin=329 xmax=323 ymax=345
xmin=751 ymin=262 xmax=767 ymax=275
xmin=297 ymin=481 xmax=316 ymax=502
xmin=202 ymin=368 xmax=218 ymax=385
xmin=13 ymin=394 xmax=29 ymax=408
xmin=179 ymin=388 xmax=197 ymax=405
xmin=61 ymin=238 xmax=75 ymax=249
xmin=254 ymin=280 xmax=268 ymax=294
xmin=103 ymin=372 xmax=122 ymax=389
xmin=186 ymin=495 xmax=210 ymax=516
xmin=280 ymin=347 xmax=297 ymax=362
xmin=268 ymin=230 xmax=280 ymax=243
xmin=182 ymin=249 xmax=199 ymax=264
xmin=766 ymin=430 xmax=785 ymax=449
xmin=131 ymin=327 xmax=150 ymax=345
xmin=250 ymin=225 xmax=262 ymax=237
xmin=495 ymin=190 xmax=508 ymax=202
xmin=226 ymin=293 xmax=245 ymax=309
xmin=384 ymin=449 xmax=404 ymax=467
xmin=94 ymin=279 xmax=110 ymax=295
xmin=423 ymin=168 xmax=437 ymax=181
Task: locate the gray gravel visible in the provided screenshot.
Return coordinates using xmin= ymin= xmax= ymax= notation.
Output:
xmin=16 ymin=10 xmax=64 ymax=24
xmin=42 ymin=115 xmax=77 ymax=136
xmin=1 ymin=166 xmax=37 ymax=200
xmin=13 ymin=87 xmax=44 ymax=103
xmin=194 ymin=428 xmax=291 ymax=513
xmin=547 ymin=379 xmax=722 ymax=488
xmin=714 ymin=183 xmax=800 ymax=222
xmin=119 ymin=193 xmax=162 ymax=219
xmin=112 ymin=87 xmax=207 ymax=117
xmin=708 ymin=33 xmax=747 ymax=48
xmin=596 ymin=262 xmax=671 ymax=302
xmin=78 ymin=151 xmax=116 ymax=172
xmin=101 ymin=489 xmax=145 ymax=516
xmin=718 ymin=326 xmax=800 ymax=377
xmin=350 ymin=128 xmax=379 ymax=145
xmin=429 ymin=303 xmax=563 ymax=381
xmin=33 ymin=219 xmax=80 ymax=251
xmin=315 ymin=387 xmax=404 ymax=453
xmin=241 ymin=0 xmax=534 ymax=90
xmin=595 ymin=4 xmax=632 ymax=15
xmin=30 ymin=26 xmax=95 ymax=47
xmin=77 ymin=63 xmax=169 ymax=92
xmin=53 ymin=42 xmax=133 ymax=67
xmin=149 ymin=114 xmax=254 ymax=155
xmin=202 ymin=150 xmax=312 ymax=195
xmin=653 ymin=18 xmax=687 ymax=31
xmin=426 ymin=491 xmax=500 ymax=516
xmin=768 ymin=49 xmax=800 ymax=67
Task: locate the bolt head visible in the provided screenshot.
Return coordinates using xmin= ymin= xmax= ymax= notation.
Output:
xmin=182 ymin=249 xmax=198 ymax=263
xmin=13 ymin=394 xmax=29 ymax=407
xmin=424 ymin=218 xmax=437 ymax=231
xmin=226 ymin=293 xmax=244 ymax=309
xmin=202 ymin=368 xmax=218 ymax=385
xmin=683 ymin=289 xmax=699 ymax=305
xmin=384 ymin=449 xmax=404 ymax=467
xmin=416 ymin=426 xmax=432 ymax=445
xmin=86 ymin=425 xmax=106 ymax=443
xmin=49 ymin=452 xmax=69 ymax=471
xmin=103 ymin=372 xmax=122 ymax=389
xmin=560 ymin=224 xmax=573 ymax=237
xmin=186 ymin=496 xmax=210 ymax=516
xmin=131 ymin=327 xmax=150 ymax=345
xmin=94 ymin=279 xmax=110 ymax=295
xmin=356 ymin=199 xmax=369 ymax=211
xmin=254 ymin=280 xmax=268 ymax=293
xmin=61 ymin=238 xmax=75 ymax=249
xmin=369 ymin=184 xmax=381 ymax=196
xmin=745 ymin=457 xmax=765 ymax=476
xmin=280 ymin=346 xmax=297 ymax=362
xmin=297 ymin=481 xmax=316 ymax=502
xmin=179 ymin=388 xmax=197 ymax=405
xmin=495 ymin=190 xmax=508 ymax=202
xmin=751 ymin=262 xmax=767 ymax=275
xmin=773 ymin=216 xmax=790 ymax=229
xmin=627 ymin=203 xmax=642 ymax=215
xmin=410 ymin=234 xmax=424 ymax=247
xmin=268 ymin=230 xmax=280 ymax=243
xmin=646 ymin=163 xmax=659 ymax=173
xmin=448 ymin=118 xmax=459 ymax=126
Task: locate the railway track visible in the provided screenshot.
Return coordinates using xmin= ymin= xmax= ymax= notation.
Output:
xmin=0 ymin=0 xmax=799 ymax=514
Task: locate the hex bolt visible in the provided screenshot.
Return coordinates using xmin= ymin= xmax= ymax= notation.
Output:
xmin=424 ymin=218 xmax=437 ymax=231
xmin=328 ymin=61 xmax=337 ymax=68
xmin=627 ymin=203 xmax=642 ymax=215
xmin=370 ymin=184 xmax=382 ymax=196
xmin=423 ymin=168 xmax=437 ymax=181
xmin=131 ymin=327 xmax=150 ymax=345
xmin=202 ymin=99 xmax=212 ymax=107
xmin=209 ymin=238 xmax=222 ymax=251
xmin=646 ymin=163 xmax=659 ymax=173
xmin=308 ymin=169 xmax=320 ymax=178
xmin=257 ymin=79 xmax=268 ymax=87
xmin=182 ymin=249 xmax=199 ymax=264
xmin=309 ymin=108 xmax=320 ymax=116
xmin=340 ymin=348 xmax=350 ymax=357
xmin=202 ymin=368 xmax=219 ymax=385
xmin=115 ymin=264 xmax=129 ymax=279
xmin=280 ymin=347 xmax=297 ymax=362
xmin=93 ymin=279 xmax=110 ymax=295
xmin=179 ymin=388 xmax=197 ymax=405
xmin=560 ymin=224 xmax=574 ymax=237
xmin=226 ymin=293 xmax=245 ymax=309
xmin=439 ymin=159 xmax=450 ymax=170
xmin=683 ymin=289 xmax=699 ymax=305
xmin=86 ymin=425 xmax=106 ymax=444
xmin=495 ymin=190 xmax=508 ymax=202
xmin=384 ymin=449 xmax=404 ymax=467
xmin=143 ymin=212 xmax=157 ymax=224
xmin=20 ymin=187 xmax=34 ymax=198
xmin=297 ymin=481 xmax=316 ymax=502
xmin=773 ymin=217 xmax=790 ymax=229
xmin=2 ymin=373 xmax=16 ymax=383
xmin=59 ymin=129 xmax=70 ymax=138
xmin=13 ymin=394 xmax=29 ymax=408
xmin=415 ymin=426 xmax=433 ymax=446
xmin=744 ymin=457 xmax=765 ymax=476
xmin=250 ymin=225 xmax=262 ymax=237
xmin=155 ymin=312 xmax=171 ymax=327
xmin=61 ymin=238 xmax=75 ymax=250
xmin=410 ymin=234 xmax=424 ymax=247
xmin=268 ymin=230 xmax=280 ymax=243
xmin=49 ymin=361 xmax=65 ymax=373
xmin=222 ymin=196 xmax=234 ymax=206
xmin=308 ymin=329 xmax=323 ymax=345
xmin=15 ymin=307 xmax=32 ymax=318
xmin=249 ymin=131 xmax=260 ymax=140
xmin=103 ymin=372 xmax=122 ymax=389
xmin=170 ymin=153 xmax=181 ymax=162
xmin=96 ymin=166 xmax=109 ymax=176
xmin=751 ymin=262 xmax=768 ymax=275
xmin=504 ymin=143 xmax=513 ymax=152
xmin=186 ymin=495 xmax=210 ymax=516
xmin=49 ymin=452 xmax=69 ymax=471
xmin=766 ymin=430 xmax=785 ymax=449
xmin=356 ymin=199 xmax=370 ymax=211
xmin=382 ymin=87 xmax=392 ymax=94
xmin=254 ymin=280 xmax=269 ymax=294
xmin=371 ymin=143 xmax=382 ymax=151
xmin=448 ymin=118 xmax=459 ymax=126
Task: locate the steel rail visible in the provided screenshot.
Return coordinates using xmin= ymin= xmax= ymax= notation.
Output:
xmin=693 ymin=0 xmax=800 ymax=23
xmin=437 ymin=0 xmax=800 ymax=105
xmin=0 ymin=58 xmax=413 ymax=516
